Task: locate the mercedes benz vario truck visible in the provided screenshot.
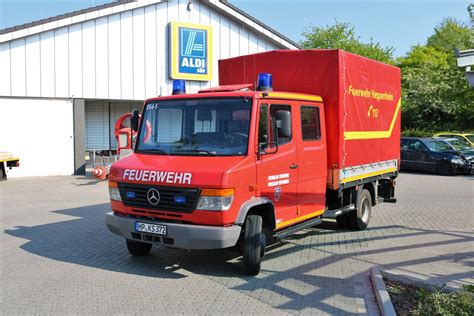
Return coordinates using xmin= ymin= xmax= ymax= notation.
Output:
xmin=105 ymin=50 xmax=400 ymax=275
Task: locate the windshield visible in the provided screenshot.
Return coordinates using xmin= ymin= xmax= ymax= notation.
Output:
xmin=136 ymin=98 xmax=251 ymax=156
xmin=466 ymin=134 xmax=474 ymax=143
xmin=424 ymin=140 xmax=453 ymax=152
xmin=445 ymin=139 xmax=470 ymax=150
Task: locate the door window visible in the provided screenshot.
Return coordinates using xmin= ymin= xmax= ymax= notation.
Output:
xmin=300 ymin=106 xmax=321 ymax=141
xmin=270 ymin=104 xmax=292 ymax=145
xmin=258 ymin=104 xmax=269 ymax=147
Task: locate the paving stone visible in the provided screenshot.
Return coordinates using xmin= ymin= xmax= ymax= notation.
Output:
xmin=1 ymin=173 xmax=473 ymax=314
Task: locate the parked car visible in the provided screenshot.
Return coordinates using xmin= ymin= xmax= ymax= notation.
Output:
xmin=433 ymin=132 xmax=474 ymax=147
xmin=435 ymin=137 xmax=474 ymax=174
xmin=400 ymin=137 xmax=471 ymax=175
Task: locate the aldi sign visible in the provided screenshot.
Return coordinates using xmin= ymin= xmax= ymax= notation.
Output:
xmin=170 ymin=21 xmax=212 ymax=81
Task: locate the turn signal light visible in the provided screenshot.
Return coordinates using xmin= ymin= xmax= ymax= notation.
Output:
xmin=201 ymin=188 xmax=235 ymax=196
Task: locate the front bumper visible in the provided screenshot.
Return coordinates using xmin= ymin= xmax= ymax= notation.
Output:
xmin=452 ymin=163 xmax=473 ymax=174
xmin=105 ymin=212 xmax=241 ymax=250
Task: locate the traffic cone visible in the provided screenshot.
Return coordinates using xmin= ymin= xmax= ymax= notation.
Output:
xmin=92 ymin=166 xmax=108 ymax=180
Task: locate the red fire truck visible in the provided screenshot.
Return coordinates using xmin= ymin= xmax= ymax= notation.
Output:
xmin=106 ymin=50 xmax=400 ymax=275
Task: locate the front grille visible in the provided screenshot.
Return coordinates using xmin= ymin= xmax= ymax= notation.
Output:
xmin=118 ymin=182 xmax=200 ymax=213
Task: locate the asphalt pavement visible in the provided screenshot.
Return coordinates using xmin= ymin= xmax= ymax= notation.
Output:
xmin=1 ymin=172 xmax=473 ymax=315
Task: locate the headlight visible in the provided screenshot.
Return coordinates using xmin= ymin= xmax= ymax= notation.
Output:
xmin=196 ymin=188 xmax=234 ymax=211
xmin=450 ymin=158 xmax=465 ymax=165
xmin=108 ymin=181 xmax=122 ymax=201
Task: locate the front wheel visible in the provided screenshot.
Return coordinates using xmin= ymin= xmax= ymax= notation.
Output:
xmin=243 ymin=215 xmax=263 ymax=275
xmin=348 ymin=189 xmax=372 ymax=230
xmin=437 ymin=161 xmax=453 ymax=176
xmin=126 ymin=239 xmax=152 ymax=256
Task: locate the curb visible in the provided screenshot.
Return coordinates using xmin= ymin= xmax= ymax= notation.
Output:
xmin=370 ymin=267 xmax=396 ymax=316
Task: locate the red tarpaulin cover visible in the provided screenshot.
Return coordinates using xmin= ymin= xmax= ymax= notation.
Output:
xmin=219 ymin=50 xmax=401 ymax=184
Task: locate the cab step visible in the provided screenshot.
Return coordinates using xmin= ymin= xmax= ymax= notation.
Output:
xmin=274 ymin=216 xmax=322 ymax=239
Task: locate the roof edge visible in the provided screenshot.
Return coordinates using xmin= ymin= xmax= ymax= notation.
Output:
xmin=218 ymin=0 xmax=301 ymax=49
xmin=0 ymin=0 xmax=300 ymax=50
xmin=0 ymin=0 xmax=134 ymax=35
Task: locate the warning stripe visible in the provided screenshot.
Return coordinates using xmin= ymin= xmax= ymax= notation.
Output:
xmin=344 ymin=98 xmax=401 ymax=140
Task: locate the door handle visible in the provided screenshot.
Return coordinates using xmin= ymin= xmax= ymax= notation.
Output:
xmin=289 ymin=163 xmax=298 ymax=169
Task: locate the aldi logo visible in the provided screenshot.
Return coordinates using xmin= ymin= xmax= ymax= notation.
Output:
xmin=170 ymin=21 xmax=212 ymax=81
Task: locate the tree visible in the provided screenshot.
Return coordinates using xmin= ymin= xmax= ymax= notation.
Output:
xmin=399 ymin=19 xmax=474 ymax=131
xmin=300 ymin=22 xmax=395 ymax=64
xmin=427 ymin=18 xmax=472 ymax=54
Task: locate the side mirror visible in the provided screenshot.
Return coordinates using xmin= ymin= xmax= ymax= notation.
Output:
xmin=131 ymin=109 xmax=140 ymax=132
xmin=258 ymin=142 xmax=278 ymax=155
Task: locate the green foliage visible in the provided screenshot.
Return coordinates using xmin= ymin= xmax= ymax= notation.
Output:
xmin=398 ymin=18 xmax=474 ymax=132
xmin=401 ymin=128 xmax=434 ymax=138
xmin=427 ymin=19 xmax=472 ymax=53
xmin=413 ymin=286 xmax=474 ymax=316
xmin=300 ymin=22 xmax=395 ymax=64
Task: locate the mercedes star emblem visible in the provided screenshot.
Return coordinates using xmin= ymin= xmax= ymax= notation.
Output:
xmin=147 ymin=188 xmax=161 ymax=205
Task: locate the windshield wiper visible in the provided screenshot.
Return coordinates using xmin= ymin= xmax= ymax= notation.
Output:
xmin=138 ymin=148 xmax=170 ymax=155
xmin=176 ymin=149 xmax=216 ymax=156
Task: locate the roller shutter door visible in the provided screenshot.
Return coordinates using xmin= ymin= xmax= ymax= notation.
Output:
xmin=85 ymin=101 xmax=142 ymax=151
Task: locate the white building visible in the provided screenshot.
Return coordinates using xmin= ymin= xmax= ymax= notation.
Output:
xmin=0 ymin=0 xmax=299 ymax=177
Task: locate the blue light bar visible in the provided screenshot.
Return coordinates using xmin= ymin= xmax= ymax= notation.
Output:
xmin=256 ymin=73 xmax=273 ymax=91
xmin=126 ymin=191 xmax=136 ymax=199
xmin=172 ymin=80 xmax=186 ymax=95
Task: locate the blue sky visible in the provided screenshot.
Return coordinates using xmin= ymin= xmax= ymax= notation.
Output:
xmin=1 ymin=0 xmax=471 ymax=57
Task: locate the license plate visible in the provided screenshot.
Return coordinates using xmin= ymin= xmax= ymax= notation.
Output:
xmin=135 ymin=222 xmax=167 ymax=236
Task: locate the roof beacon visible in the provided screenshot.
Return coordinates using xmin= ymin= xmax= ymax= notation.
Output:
xmin=256 ymin=73 xmax=273 ymax=91
xmin=172 ymin=80 xmax=186 ymax=95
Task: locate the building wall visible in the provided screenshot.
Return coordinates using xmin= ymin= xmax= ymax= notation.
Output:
xmin=0 ymin=0 xmax=281 ymax=101
xmin=0 ymin=98 xmax=74 ymax=177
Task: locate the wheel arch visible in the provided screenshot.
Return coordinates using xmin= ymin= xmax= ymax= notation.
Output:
xmin=362 ymin=182 xmax=376 ymax=206
xmin=236 ymin=197 xmax=276 ymax=230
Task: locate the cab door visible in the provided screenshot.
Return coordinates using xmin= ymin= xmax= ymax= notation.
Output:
xmin=296 ymin=103 xmax=327 ymax=219
xmin=256 ymin=100 xmax=298 ymax=229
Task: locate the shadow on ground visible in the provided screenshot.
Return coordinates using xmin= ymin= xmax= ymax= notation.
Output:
xmin=4 ymin=204 xmax=474 ymax=314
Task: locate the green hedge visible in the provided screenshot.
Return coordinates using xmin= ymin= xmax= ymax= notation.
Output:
xmin=401 ymin=129 xmax=434 ymax=138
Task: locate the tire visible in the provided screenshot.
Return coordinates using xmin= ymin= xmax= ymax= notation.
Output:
xmin=126 ymin=239 xmax=152 ymax=256
xmin=260 ymin=232 xmax=267 ymax=258
xmin=348 ymin=189 xmax=372 ymax=231
xmin=336 ymin=213 xmax=350 ymax=228
xmin=243 ymin=215 xmax=263 ymax=275
xmin=437 ymin=161 xmax=454 ymax=176
xmin=0 ymin=163 xmax=4 ymax=181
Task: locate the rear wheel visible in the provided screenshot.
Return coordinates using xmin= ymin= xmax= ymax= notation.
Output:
xmin=243 ymin=215 xmax=263 ymax=275
xmin=437 ymin=161 xmax=453 ymax=176
xmin=126 ymin=239 xmax=152 ymax=256
xmin=348 ymin=189 xmax=372 ymax=230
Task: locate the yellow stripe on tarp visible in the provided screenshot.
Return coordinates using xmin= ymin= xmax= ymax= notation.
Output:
xmin=344 ymin=98 xmax=401 ymax=140
xmin=340 ymin=167 xmax=398 ymax=184
xmin=276 ymin=209 xmax=325 ymax=229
